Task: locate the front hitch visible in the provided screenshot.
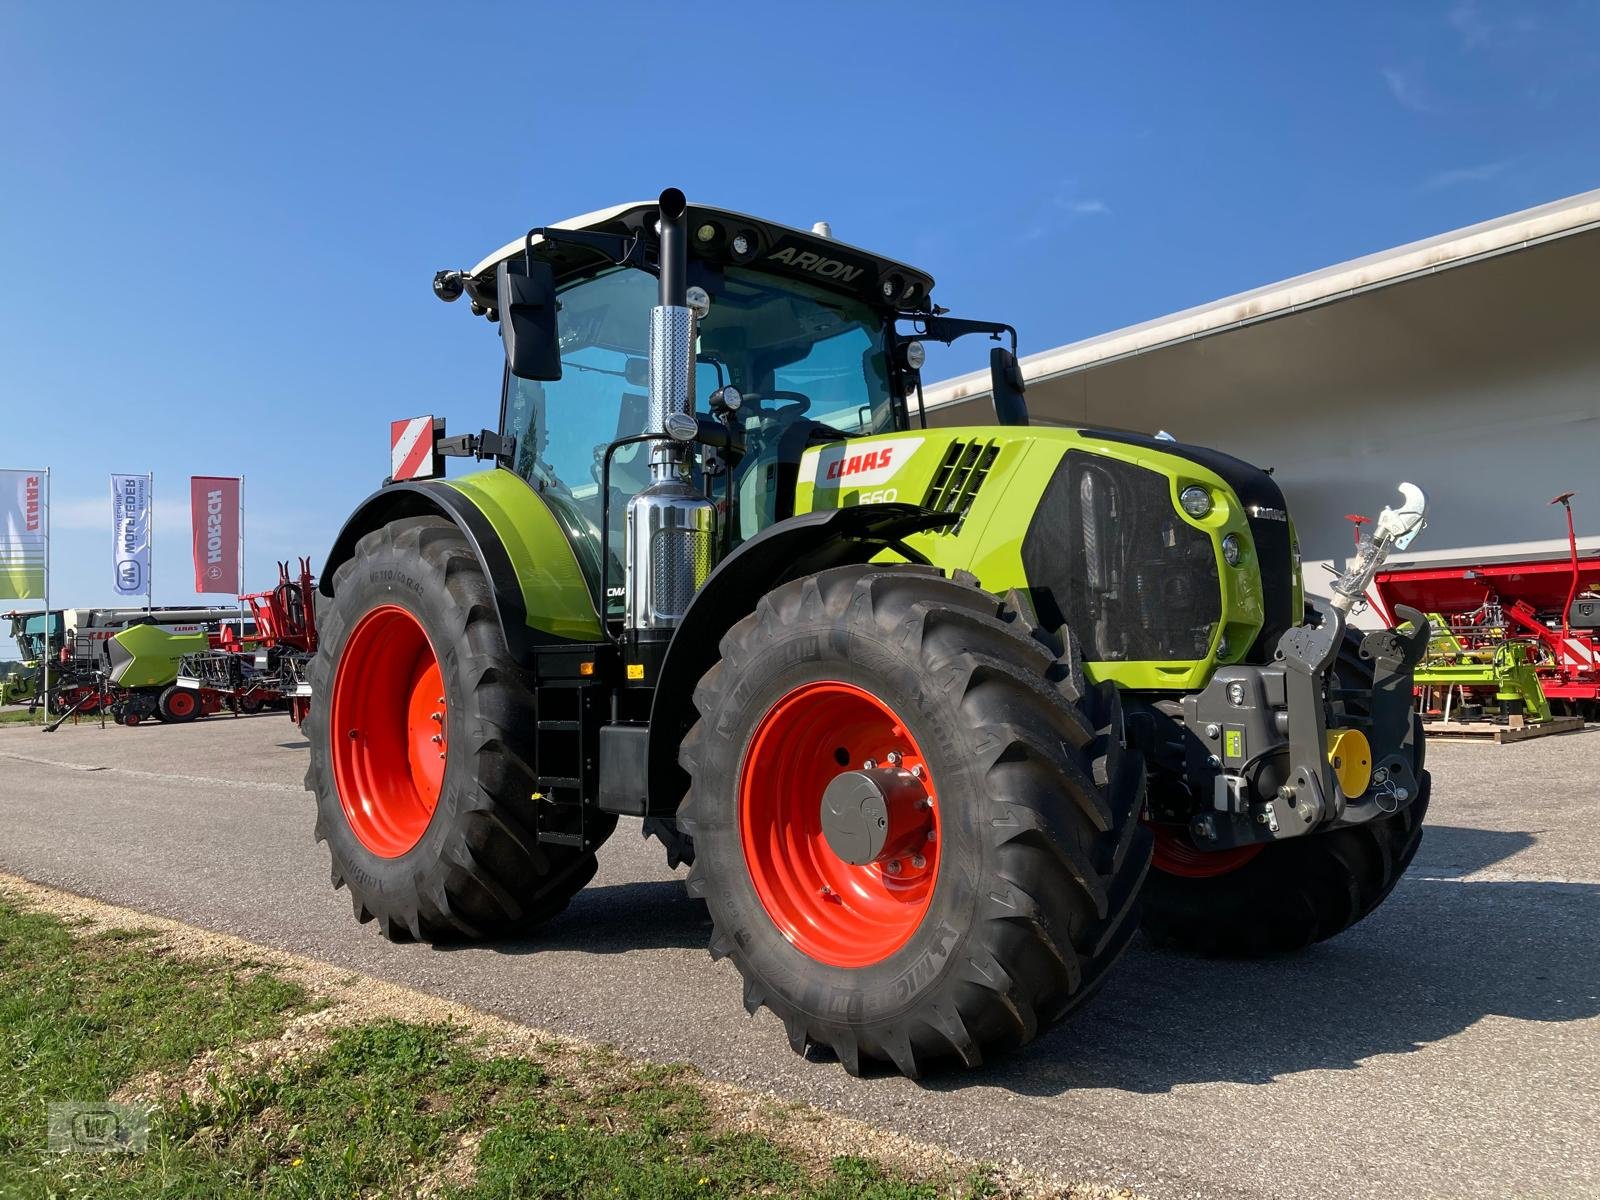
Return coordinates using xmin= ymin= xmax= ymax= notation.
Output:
xmin=1179 ymin=605 xmax=1428 ymax=853
xmin=1177 ymin=483 xmax=1432 ymax=854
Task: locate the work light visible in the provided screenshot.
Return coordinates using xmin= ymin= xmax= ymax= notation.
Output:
xmin=1179 ymin=486 xmax=1212 ymax=517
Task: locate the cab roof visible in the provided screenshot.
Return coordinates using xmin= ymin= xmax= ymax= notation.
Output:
xmin=461 ymin=199 xmax=936 ymax=313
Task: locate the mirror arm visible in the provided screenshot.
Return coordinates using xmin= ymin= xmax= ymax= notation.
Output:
xmin=437 ymin=429 xmax=515 ymax=465
xmin=895 ymin=314 xmax=1018 ymax=354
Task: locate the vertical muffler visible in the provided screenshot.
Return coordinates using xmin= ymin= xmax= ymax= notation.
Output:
xmin=624 ymin=188 xmax=717 ymax=639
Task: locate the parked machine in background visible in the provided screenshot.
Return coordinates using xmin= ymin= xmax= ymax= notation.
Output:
xmin=33 ymin=606 xmax=249 ymax=722
xmin=1373 ymin=492 xmax=1599 ymax=722
xmin=1 ymin=609 xmax=63 ymax=707
xmin=176 ymin=559 xmax=319 ymax=723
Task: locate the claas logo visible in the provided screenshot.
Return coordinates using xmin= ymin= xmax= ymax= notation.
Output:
xmin=825 ymin=448 xmax=894 ymax=482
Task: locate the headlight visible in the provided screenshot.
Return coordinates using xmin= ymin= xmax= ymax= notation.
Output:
xmin=902 ymin=340 xmax=926 ymax=370
xmin=1226 ymin=680 xmax=1247 ymax=706
xmin=1179 ymin=486 xmax=1212 ymax=517
xmin=1222 ymin=533 xmax=1244 ymax=566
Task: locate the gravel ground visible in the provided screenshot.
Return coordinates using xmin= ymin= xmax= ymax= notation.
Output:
xmin=1 ymin=713 xmax=1596 ymax=1199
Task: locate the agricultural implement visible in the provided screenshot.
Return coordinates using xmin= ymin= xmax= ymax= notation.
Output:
xmin=43 ymin=607 xmax=247 ymax=724
xmin=302 ymin=190 xmax=1435 ymax=1075
xmin=177 ymin=559 xmax=320 ymax=723
xmin=1373 ymin=493 xmax=1599 ymax=722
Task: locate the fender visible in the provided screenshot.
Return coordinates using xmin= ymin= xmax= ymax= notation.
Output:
xmin=320 ymin=471 xmax=603 ymax=664
xmin=641 ymin=503 xmax=955 ymax=815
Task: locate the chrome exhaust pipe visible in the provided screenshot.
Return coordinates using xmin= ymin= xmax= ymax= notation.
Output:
xmin=625 ymin=189 xmax=717 ymax=636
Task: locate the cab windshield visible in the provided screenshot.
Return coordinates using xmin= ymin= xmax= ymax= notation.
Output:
xmin=501 ymin=264 xmax=898 ymax=603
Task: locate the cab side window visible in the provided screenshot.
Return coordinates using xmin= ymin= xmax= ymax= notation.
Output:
xmin=501 ymin=267 xmax=658 ymax=600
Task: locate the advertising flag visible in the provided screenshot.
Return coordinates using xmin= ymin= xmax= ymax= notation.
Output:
xmin=190 ymin=476 xmax=241 ymax=594
xmin=110 ymin=474 xmax=151 ymax=597
xmin=0 ymin=469 xmax=47 ymax=599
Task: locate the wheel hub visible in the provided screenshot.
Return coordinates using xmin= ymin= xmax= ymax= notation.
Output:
xmin=819 ymin=768 xmax=931 ymax=866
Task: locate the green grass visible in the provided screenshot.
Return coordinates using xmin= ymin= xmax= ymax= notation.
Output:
xmin=0 ymin=899 xmax=998 ymax=1200
xmin=0 ymin=707 xmax=45 ymax=725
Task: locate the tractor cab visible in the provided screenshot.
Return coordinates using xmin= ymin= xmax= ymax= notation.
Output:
xmin=436 ymin=199 xmax=1021 ymax=617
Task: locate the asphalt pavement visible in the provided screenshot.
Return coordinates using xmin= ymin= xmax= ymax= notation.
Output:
xmin=2 ymin=713 xmax=1597 ymax=1199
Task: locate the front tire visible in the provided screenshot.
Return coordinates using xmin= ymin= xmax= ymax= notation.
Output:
xmin=303 ymin=516 xmax=614 ymax=943
xmin=679 ymin=565 xmax=1150 ymax=1077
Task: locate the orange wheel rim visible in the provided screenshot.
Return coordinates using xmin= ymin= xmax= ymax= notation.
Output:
xmin=1150 ymin=824 xmax=1264 ymax=878
xmin=329 ymin=605 xmax=446 ymax=858
xmin=739 ymin=680 xmax=939 ymax=968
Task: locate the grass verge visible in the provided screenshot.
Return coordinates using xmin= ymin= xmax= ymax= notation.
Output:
xmin=0 ymin=889 xmax=1035 ymax=1199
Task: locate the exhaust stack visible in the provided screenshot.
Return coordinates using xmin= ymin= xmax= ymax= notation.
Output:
xmin=624 ymin=189 xmax=717 ymax=638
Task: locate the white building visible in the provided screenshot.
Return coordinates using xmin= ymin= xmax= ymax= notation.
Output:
xmin=922 ymin=189 xmax=1600 ymax=597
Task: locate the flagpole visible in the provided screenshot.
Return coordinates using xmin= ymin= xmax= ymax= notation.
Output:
xmin=237 ymin=474 xmax=246 ymax=635
xmin=42 ymin=467 xmax=50 ymax=715
xmin=146 ymin=472 xmax=154 ymax=614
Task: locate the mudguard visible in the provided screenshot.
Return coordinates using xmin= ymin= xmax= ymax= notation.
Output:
xmin=319 ymin=471 xmax=603 ymax=664
xmin=642 ymin=503 xmax=955 ymax=814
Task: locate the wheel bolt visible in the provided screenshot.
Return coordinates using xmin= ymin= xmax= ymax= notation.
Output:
xmin=884 ymin=859 xmax=902 ymax=875
xmin=431 ymin=733 xmax=443 ymax=744
xmin=911 ymin=853 xmax=926 ymax=869
xmin=886 ymin=751 xmax=902 ymax=766
xmin=430 ymin=711 xmax=442 ymax=722
xmin=862 ymin=758 xmax=877 ymax=769
xmin=911 ymin=765 xmax=925 ymax=779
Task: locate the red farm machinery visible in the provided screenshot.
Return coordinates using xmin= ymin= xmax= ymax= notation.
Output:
xmin=1371 ymin=493 xmax=1599 ymax=726
xmin=176 ymin=559 xmax=319 ymax=722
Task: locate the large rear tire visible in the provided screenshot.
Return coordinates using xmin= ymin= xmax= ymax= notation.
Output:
xmin=1142 ymin=627 xmax=1430 ymax=956
xmin=679 ymin=565 xmax=1150 ymax=1077
xmin=303 ymin=516 xmax=614 ymax=943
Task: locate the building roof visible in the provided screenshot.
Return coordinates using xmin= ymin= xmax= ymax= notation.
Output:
xmin=922 ymin=186 xmax=1600 ymax=413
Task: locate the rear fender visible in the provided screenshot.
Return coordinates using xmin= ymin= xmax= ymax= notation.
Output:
xmin=320 ymin=471 xmax=603 ymax=664
xmin=641 ymin=503 xmax=954 ymax=816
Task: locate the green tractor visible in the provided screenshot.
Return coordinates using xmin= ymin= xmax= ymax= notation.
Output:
xmin=304 ymin=190 xmax=1432 ymax=1076
xmin=2 ymin=610 xmax=60 ymax=707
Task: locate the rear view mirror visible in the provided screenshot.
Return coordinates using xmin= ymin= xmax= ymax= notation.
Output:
xmin=990 ymin=347 xmax=1029 ymax=426
xmin=496 ymin=258 xmax=562 ymax=381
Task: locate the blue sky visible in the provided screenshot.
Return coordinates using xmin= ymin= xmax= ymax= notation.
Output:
xmin=3 ymin=1 xmax=1598 ymax=652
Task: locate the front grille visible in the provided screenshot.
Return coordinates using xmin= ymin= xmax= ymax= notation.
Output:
xmin=1079 ymin=429 xmax=1296 ymax=661
xmin=923 ymin=440 xmax=999 ymax=531
xmin=1022 ymin=451 xmax=1221 ymax=663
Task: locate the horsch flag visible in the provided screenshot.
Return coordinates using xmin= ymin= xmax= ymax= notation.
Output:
xmin=190 ymin=476 xmax=241 ymax=594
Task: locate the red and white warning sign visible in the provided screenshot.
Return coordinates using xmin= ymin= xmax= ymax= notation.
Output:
xmin=390 ymin=415 xmax=440 ymax=481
